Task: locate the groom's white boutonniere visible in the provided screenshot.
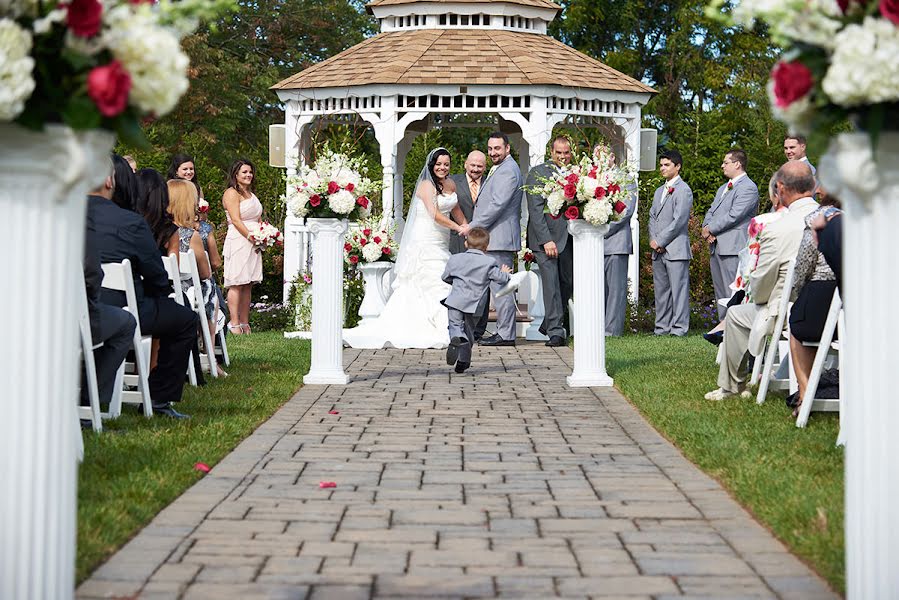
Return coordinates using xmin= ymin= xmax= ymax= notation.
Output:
xmin=486 ymin=165 xmax=498 ymax=180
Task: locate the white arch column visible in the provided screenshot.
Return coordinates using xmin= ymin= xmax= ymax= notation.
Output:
xmin=616 ymin=114 xmax=643 ymax=306
xmin=282 ymin=110 xmax=316 ymax=301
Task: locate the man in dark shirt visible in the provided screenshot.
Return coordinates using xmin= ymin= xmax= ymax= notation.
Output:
xmin=87 ymin=166 xmax=196 ymax=418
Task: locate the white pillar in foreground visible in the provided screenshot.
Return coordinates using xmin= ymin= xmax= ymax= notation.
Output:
xmin=567 ymin=220 xmax=613 ymax=387
xmin=304 ymin=218 xmax=349 ymax=385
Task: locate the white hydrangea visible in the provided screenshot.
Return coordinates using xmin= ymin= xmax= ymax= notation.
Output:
xmin=328 ymin=188 xmax=356 ymax=214
xmin=583 ymin=198 xmax=612 ymax=226
xmin=334 ymin=168 xmax=358 ymax=188
xmin=822 ymin=17 xmax=899 ymax=107
xmin=0 ymin=19 xmax=35 ymax=121
xmin=103 ymin=6 xmax=189 ymax=116
xmin=581 ymin=176 xmax=599 ymax=198
xmin=546 ymin=188 xmax=566 ymax=215
xmin=730 ymin=0 xmax=842 ymax=48
xmin=362 ymin=242 xmax=382 ymax=262
xmin=286 ymin=191 xmax=309 ymax=218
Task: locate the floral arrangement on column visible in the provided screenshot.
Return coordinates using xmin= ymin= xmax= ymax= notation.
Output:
xmin=708 ymin=0 xmax=899 ymax=141
xmin=0 ymin=0 xmax=231 ymax=143
xmin=285 ymin=150 xmax=381 ymax=221
xmin=526 ymin=143 xmax=636 ymax=227
xmin=344 ymin=219 xmax=398 ymax=267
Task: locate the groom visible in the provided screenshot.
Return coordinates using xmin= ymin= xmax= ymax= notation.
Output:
xmin=460 ymin=132 xmax=522 ymax=346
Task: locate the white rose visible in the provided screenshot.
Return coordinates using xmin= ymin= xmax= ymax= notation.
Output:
xmin=287 ymin=194 xmax=309 ymax=218
xmin=328 ymin=189 xmax=356 ymax=214
xmin=303 ymin=169 xmax=321 ymax=189
xmin=362 ymin=242 xmax=382 ymax=262
xmin=581 ymin=176 xmax=599 ymax=198
xmin=335 ymin=169 xmax=358 ymax=188
xmin=547 ymin=188 xmax=566 ymax=215
xmin=0 ymin=19 xmax=35 ymax=121
xmin=822 ymin=17 xmax=899 ymax=107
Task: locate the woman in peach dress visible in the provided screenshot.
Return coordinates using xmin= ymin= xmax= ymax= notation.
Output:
xmin=222 ymin=158 xmax=263 ymax=334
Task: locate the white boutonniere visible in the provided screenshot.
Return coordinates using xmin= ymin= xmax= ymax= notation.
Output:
xmin=486 ymin=165 xmax=498 ymax=180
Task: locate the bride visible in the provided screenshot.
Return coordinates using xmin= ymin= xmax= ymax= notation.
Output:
xmin=343 ymin=148 xmax=469 ymax=349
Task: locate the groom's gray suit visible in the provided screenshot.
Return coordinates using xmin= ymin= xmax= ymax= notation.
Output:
xmin=526 ymin=160 xmax=572 ymax=339
xmin=703 ymin=175 xmax=759 ymax=319
xmin=603 ymin=184 xmax=637 ymax=336
xmin=649 ymin=178 xmax=693 ymax=336
xmin=468 ymin=156 xmax=522 ymax=341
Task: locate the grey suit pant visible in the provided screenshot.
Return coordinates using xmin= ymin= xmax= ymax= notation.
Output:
xmin=717 ymin=302 xmax=762 ymax=392
xmin=475 ymin=250 xmax=517 ymax=341
xmin=447 ymin=307 xmax=475 ymax=364
xmin=652 ymin=256 xmax=690 ymax=336
xmin=710 ymin=253 xmax=739 ymax=320
xmin=604 ymin=254 xmax=628 ymax=336
xmin=535 ymin=242 xmax=573 ymax=339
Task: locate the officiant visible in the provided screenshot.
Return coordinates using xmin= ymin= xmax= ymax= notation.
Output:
xmin=449 ymin=151 xmax=486 ymax=254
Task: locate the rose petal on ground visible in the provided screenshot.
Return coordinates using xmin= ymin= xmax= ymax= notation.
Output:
xmin=319 ymin=481 xmax=337 ymax=488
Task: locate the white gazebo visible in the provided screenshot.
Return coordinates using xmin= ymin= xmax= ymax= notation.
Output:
xmin=272 ymin=0 xmax=655 ymax=313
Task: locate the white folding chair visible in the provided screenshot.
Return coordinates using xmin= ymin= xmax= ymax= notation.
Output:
xmin=162 ymin=254 xmax=198 ymax=386
xmin=836 ymin=307 xmax=847 ymax=446
xmin=76 ymin=267 xmax=102 ymax=433
xmin=795 ymin=289 xmax=842 ymax=428
xmin=756 ymin=260 xmax=796 ymax=404
xmin=101 ymin=260 xmax=153 ymax=418
xmin=180 ymin=249 xmax=218 ymax=378
xmin=202 ymin=250 xmax=229 ymax=367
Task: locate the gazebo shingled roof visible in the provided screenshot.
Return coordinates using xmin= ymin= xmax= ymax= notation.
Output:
xmin=271 ymin=29 xmax=654 ymax=93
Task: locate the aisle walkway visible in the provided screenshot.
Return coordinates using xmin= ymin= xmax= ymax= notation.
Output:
xmin=78 ymin=345 xmax=837 ymax=599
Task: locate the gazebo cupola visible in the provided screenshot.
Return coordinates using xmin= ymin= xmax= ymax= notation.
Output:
xmin=273 ymin=0 xmax=655 ymax=300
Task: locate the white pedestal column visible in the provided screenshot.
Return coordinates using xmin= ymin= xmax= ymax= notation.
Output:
xmin=357 ymin=262 xmax=393 ymax=326
xmin=822 ymin=132 xmax=899 ymax=597
xmin=566 ymin=220 xmax=613 ymax=387
xmin=304 ymin=218 xmax=349 ymax=385
xmin=0 ymin=124 xmax=113 ymax=600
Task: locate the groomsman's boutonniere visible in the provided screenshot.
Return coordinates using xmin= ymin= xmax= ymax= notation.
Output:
xmin=726 ymin=181 xmax=734 ymax=191
xmin=666 ymin=185 xmax=675 ymax=195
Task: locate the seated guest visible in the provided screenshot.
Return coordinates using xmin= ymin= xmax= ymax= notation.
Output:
xmin=135 ymin=169 xmax=178 ymax=255
xmin=787 ymin=191 xmax=841 ymax=415
xmin=90 ymin=156 xmax=197 ymax=419
xmin=705 ymin=161 xmax=819 ymax=401
xmin=111 ymin=154 xmax=139 ymax=211
xmin=815 ymin=210 xmax=842 ymax=289
xmin=167 ymin=179 xmax=227 ymax=376
xmin=82 ymin=168 xmax=137 ymax=410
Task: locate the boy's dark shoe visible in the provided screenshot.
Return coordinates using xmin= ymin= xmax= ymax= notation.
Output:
xmin=446 ymin=336 xmax=466 ymax=365
xmin=454 ymin=361 xmax=470 ymax=373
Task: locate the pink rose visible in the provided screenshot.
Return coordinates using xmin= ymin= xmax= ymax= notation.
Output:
xmin=564 ymin=206 xmax=580 ymax=220
xmin=87 ymin=61 xmax=131 ymax=117
xmin=309 ymin=194 xmax=321 ymax=207
xmin=881 ymin=0 xmax=899 ymax=23
xmin=771 ymin=61 xmax=814 ymax=108
xmin=563 ymin=183 xmax=577 ymax=199
xmin=67 ymin=0 xmax=103 ymax=37
xmin=327 ymin=181 xmax=339 ymax=194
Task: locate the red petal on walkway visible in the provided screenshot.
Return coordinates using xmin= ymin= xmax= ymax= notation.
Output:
xmin=328 ymin=410 xmax=340 ymax=415
xmin=319 ymin=481 xmax=337 ymax=488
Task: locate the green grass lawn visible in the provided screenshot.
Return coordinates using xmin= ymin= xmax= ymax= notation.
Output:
xmin=606 ymin=333 xmax=844 ymax=593
xmin=76 ymin=332 xmax=310 ymax=582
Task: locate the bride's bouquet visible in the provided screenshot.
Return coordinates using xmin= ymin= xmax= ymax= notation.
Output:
xmin=527 ymin=143 xmax=635 ymax=227
xmin=345 ymin=219 xmax=398 ymax=266
xmin=249 ymin=221 xmax=283 ymax=252
xmin=284 ymin=150 xmax=381 ymax=221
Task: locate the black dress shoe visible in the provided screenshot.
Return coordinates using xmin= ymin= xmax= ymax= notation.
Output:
xmin=545 ymin=335 xmax=565 ymax=347
xmin=454 ymin=361 xmax=470 ymax=373
xmin=480 ymin=334 xmax=515 ymax=347
xmin=703 ymin=331 xmax=724 ymax=346
xmin=446 ymin=336 xmax=465 ymax=365
xmin=154 ymin=406 xmax=191 ymax=419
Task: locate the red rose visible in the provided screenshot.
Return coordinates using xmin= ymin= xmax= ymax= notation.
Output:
xmin=524 ymin=252 xmax=535 ymax=262
xmin=344 ymin=243 xmax=352 ymax=251
xmin=565 ymin=173 xmax=579 ymax=185
xmin=614 ymin=201 xmax=627 ymax=213
xmin=327 ymin=181 xmax=340 ymax=194
xmin=881 ymin=0 xmax=899 ymax=23
xmin=373 ymin=236 xmax=381 ymax=244
xmin=356 ymin=196 xmax=369 ymax=209
xmin=563 ymin=183 xmax=577 ymax=199
xmin=771 ymin=61 xmax=814 ymax=108
xmin=594 ymin=186 xmax=606 ymax=199
xmin=382 ymin=247 xmax=391 ymax=255
xmin=67 ymin=0 xmax=103 ymax=37
xmin=359 ymin=238 xmax=368 ymax=246
xmin=549 ymin=212 xmax=561 ymax=220
xmin=345 ymin=182 xmax=355 ymax=192
xmin=87 ymin=61 xmax=131 ymax=117
xmin=309 ymin=194 xmax=321 ymax=207
xmin=588 ymin=167 xmax=598 ymax=178
xmin=564 ymin=206 xmax=580 ymax=220
xmin=349 ymin=255 xmax=359 ymax=264
xmin=608 ymin=184 xmax=621 ymax=194
xmin=362 ymin=228 xmax=372 ymax=237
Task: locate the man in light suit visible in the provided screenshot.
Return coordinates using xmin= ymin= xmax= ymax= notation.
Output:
xmin=705 ymin=161 xmax=819 ymax=400
xmin=449 ymin=151 xmax=486 ymax=254
xmin=784 ymin=134 xmax=816 ymax=175
xmin=526 ymin=135 xmax=573 ymax=347
xmin=604 ymin=181 xmax=638 ymax=337
xmin=702 ymin=148 xmax=759 ymax=319
xmin=459 ymin=131 xmax=522 ymax=346
xmin=648 ymin=150 xmax=693 ymax=336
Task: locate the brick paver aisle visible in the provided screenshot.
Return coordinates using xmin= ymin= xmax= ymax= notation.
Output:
xmin=78 ymin=345 xmax=837 ymax=599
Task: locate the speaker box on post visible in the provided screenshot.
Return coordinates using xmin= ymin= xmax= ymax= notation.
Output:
xmin=639 ymin=128 xmax=658 ymax=172
xmin=269 ymin=124 xmax=286 ymax=168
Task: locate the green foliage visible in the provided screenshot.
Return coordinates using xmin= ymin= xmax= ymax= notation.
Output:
xmin=343 ymin=269 xmax=366 ymax=329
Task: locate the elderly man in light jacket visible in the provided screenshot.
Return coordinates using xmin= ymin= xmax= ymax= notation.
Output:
xmin=705 ymin=161 xmax=819 ymax=401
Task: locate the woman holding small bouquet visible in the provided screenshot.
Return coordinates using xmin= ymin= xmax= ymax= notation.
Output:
xmin=223 ymin=158 xmax=263 ymax=334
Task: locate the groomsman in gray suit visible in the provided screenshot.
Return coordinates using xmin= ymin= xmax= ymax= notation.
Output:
xmin=449 ymin=151 xmax=486 ymax=254
xmin=649 ymin=150 xmax=693 ymax=336
xmin=460 ymin=131 xmax=523 ymax=346
xmin=604 ymin=180 xmax=637 ymax=337
xmin=702 ymin=148 xmax=759 ymax=319
xmin=526 ymin=135 xmax=573 ymax=347
xmin=784 ymin=134 xmax=816 ymax=175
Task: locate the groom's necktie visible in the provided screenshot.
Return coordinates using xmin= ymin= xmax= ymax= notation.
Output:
xmin=469 ymin=177 xmax=479 ymax=203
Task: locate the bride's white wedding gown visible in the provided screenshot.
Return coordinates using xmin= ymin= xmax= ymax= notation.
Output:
xmin=342 ymin=192 xmax=458 ymax=349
